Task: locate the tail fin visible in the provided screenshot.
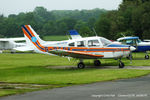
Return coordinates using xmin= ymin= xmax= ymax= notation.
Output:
xmin=69 ymin=30 xmax=82 ymax=39
xmin=22 ymin=25 xmax=46 ymax=52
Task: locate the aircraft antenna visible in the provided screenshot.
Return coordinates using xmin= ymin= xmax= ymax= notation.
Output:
xmin=92 ymin=28 xmax=98 ymax=37
xmin=66 ymin=33 xmax=70 ymax=40
xmin=121 ymin=33 xmax=126 ymax=37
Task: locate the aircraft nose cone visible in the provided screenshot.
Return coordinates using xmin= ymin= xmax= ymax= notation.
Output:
xmin=130 ymin=46 xmax=136 ymax=51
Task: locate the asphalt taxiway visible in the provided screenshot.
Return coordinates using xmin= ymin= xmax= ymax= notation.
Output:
xmin=0 ymin=73 xmax=150 ymax=100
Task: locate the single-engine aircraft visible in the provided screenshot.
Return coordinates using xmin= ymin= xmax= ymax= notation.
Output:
xmin=16 ymin=25 xmax=136 ymax=69
xmin=0 ymin=37 xmax=26 ymax=52
xmin=117 ymin=36 xmax=150 ymax=59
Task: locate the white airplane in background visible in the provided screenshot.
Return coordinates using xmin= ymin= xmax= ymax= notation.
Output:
xmin=0 ymin=37 xmax=26 ymax=52
xmin=16 ymin=25 xmax=136 ymax=69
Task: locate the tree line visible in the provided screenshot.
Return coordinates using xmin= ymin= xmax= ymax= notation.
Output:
xmin=0 ymin=0 xmax=150 ymax=40
xmin=0 ymin=7 xmax=106 ymax=38
xmin=96 ymin=0 xmax=150 ymax=40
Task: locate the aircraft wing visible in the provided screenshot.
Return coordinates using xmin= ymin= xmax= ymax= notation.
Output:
xmin=49 ymin=49 xmax=104 ymax=59
xmin=0 ymin=37 xmax=25 ymax=41
xmin=13 ymin=46 xmax=33 ymax=52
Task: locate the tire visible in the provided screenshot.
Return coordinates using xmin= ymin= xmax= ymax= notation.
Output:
xmin=145 ymin=55 xmax=149 ymax=59
xmin=77 ymin=62 xmax=85 ymax=69
xmin=94 ymin=60 xmax=101 ymax=66
xmin=119 ymin=62 xmax=125 ymax=68
xmin=126 ymin=56 xmax=130 ymax=59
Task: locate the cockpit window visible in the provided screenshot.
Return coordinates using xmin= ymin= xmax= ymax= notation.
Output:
xmin=69 ymin=42 xmax=75 ymax=46
xmin=77 ymin=41 xmax=85 ymax=47
xmin=120 ymin=39 xmax=141 ymax=46
xmin=137 ymin=39 xmax=142 ymax=43
xmin=100 ymin=38 xmax=112 ymax=46
xmin=88 ymin=40 xmax=100 ymax=47
xmin=119 ymin=40 xmax=126 ymax=44
xmin=126 ymin=40 xmax=134 ymax=44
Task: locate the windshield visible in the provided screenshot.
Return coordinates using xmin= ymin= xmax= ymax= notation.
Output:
xmin=137 ymin=39 xmax=142 ymax=43
xmin=100 ymin=37 xmax=112 ymax=46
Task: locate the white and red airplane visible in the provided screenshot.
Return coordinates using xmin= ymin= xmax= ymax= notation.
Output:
xmin=15 ymin=25 xmax=136 ymax=69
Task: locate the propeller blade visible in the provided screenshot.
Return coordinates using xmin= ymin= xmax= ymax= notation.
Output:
xmin=129 ymin=52 xmax=132 ymax=64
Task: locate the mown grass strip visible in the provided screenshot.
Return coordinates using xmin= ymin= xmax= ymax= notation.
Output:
xmin=0 ymin=53 xmax=150 ymax=97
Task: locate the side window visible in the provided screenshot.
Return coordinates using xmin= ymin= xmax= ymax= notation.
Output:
xmin=69 ymin=42 xmax=75 ymax=46
xmin=88 ymin=40 xmax=100 ymax=47
xmin=126 ymin=40 xmax=133 ymax=44
xmin=119 ymin=40 xmax=126 ymax=44
xmin=125 ymin=39 xmax=137 ymax=46
xmin=137 ymin=39 xmax=141 ymax=43
xmin=77 ymin=41 xmax=85 ymax=47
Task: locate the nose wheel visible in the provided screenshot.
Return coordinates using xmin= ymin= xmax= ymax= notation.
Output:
xmin=145 ymin=52 xmax=149 ymax=59
xmin=145 ymin=55 xmax=149 ymax=59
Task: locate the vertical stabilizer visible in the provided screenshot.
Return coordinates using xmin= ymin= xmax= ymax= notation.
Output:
xmin=69 ymin=30 xmax=82 ymax=39
xmin=22 ymin=25 xmax=46 ymax=52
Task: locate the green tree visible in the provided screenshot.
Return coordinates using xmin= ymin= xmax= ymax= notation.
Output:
xmin=79 ymin=26 xmax=92 ymax=37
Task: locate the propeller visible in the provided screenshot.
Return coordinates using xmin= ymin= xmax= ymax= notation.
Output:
xmin=129 ymin=46 xmax=136 ymax=64
xmin=129 ymin=51 xmax=133 ymax=64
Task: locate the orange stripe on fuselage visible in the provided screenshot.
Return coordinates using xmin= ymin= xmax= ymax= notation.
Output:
xmin=22 ymin=28 xmax=42 ymax=51
xmin=25 ymin=25 xmax=36 ymax=37
xmin=25 ymin=25 xmax=45 ymax=49
xmin=48 ymin=46 xmax=129 ymax=52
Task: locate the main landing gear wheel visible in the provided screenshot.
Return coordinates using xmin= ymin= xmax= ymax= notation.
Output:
xmin=145 ymin=55 xmax=149 ymax=59
xmin=119 ymin=61 xmax=125 ymax=68
xmin=94 ymin=60 xmax=101 ymax=66
xmin=77 ymin=62 xmax=85 ymax=69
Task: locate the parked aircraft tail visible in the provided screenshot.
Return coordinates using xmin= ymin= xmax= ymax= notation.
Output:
xmin=69 ymin=30 xmax=82 ymax=39
xmin=21 ymin=25 xmax=47 ymax=52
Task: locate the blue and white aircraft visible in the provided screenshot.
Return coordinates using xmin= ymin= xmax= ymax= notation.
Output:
xmin=117 ymin=36 xmax=150 ymax=59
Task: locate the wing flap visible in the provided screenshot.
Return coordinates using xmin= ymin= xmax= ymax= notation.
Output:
xmin=49 ymin=49 xmax=104 ymax=59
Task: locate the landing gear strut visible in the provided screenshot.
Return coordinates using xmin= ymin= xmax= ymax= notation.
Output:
xmin=145 ymin=52 xmax=149 ymax=59
xmin=118 ymin=59 xmax=125 ymax=68
xmin=94 ymin=60 xmax=101 ymax=66
xmin=126 ymin=53 xmax=133 ymax=59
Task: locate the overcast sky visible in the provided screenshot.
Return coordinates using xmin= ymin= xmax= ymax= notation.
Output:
xmin=0 ymin=0 xmax=122 ymax=16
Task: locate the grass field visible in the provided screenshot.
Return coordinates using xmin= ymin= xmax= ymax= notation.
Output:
xmin=0 ymin=53 xmax=150 ymax=96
